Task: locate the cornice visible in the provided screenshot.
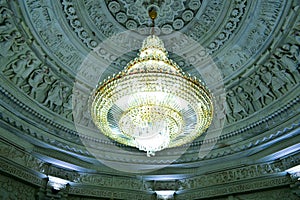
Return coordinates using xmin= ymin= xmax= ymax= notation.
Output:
xmin=0 ymin=137 xmax=299 ymax=199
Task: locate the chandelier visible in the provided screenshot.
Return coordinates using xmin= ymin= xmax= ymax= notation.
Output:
xmin=90 ymin=9 xmax=213 ymax=157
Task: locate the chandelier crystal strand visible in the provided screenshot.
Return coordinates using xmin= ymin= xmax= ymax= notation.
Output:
xmin=90 ymin=8 xmax=213 ymax=157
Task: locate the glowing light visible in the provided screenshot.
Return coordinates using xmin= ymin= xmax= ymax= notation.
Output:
xmin=156 ymin=190 xmax=175 ymax=199
xmin=90 ymin=35 xmax=213 ymax=156
xmin=48 ymin=176 xmax=69 ymax=190
xmin=286 ymin=165 xmax=300 ymax=173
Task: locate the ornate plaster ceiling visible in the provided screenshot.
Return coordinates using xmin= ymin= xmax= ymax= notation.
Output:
xmin=0 ymin=0 xmax=299 ymax=199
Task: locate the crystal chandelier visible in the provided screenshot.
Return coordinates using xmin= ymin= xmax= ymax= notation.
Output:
xmin=90 ymin=9 xmax=213 ymax=157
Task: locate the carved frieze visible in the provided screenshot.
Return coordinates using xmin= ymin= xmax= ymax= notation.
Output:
xmin=0 ymin=144 xmax=298 ymax=199
xmin=225 ymin=187 xmax=299 ymax=200
xmin=0 ymin=173 xmax=37 ymax=200
xmin=22 ymin=0 xmax=84 ymax=70
xmin=177 ymin=177 xmax=292 ymax=200
xmin=177 ymin=154 xmax=300 ymax=190
xmin=223 ymin=41 xmax=300 ymax=126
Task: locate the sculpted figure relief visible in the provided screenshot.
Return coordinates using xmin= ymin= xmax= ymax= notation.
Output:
xmin=236 ymin=86 xmax=254 ymax=114
xmin=276 ymin=44 xmax=300 ymax=82
xmin=73 ymin=90 xmax=88 ymax=124
xmin=226 ymin=90 xmax=247 ymax=121
xmin=260 ymin=63 xmax=286 ymax=97
xmin=3 ymin=51 xmax=38 ymax=88
xmin=2 ymin=54 xmax=27 ymax=78
xmin=0 ymin=6 xmax=14 ymax=35
xmin=73 ymin=90 xmax=94 ymax=127
xmin=274 ymin=60 xmax=296 ymax=86
xmin=43 ymin=80 xmax=63 ymax=112
xmin=248 ymin=74 xmax=275 ymax=108
xmin=0 ymin=30 xmax=25 ymax=57
xmin=0 ymin=5 xmax=25 ymax=57
xmin=28 ymin=67 xmax=53 ymax=103
xmin=62 ymin=94 xmax=73 ymax=119
xmin=224 ymin=95 xmax=235 ymax=123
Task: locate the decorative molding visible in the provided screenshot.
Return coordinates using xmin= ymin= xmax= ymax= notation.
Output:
xmin=68 ymin=186 xmax=153 ymax=200
xmin=0 ymin=149 xmax=298 ymax=199
xmin=0 ymin=139 xmax=149 ymax=191
xmin=0 ymin=173 xmax=37 ymax=200
xmin=1 ymin=136 xmax=299 ymax=194
xmin=0 ymin=158 xmax=44 ymax=187
xmin=176 ymin=176 xmax=292 ymax=200
xmin=226 ymin=187 xmax=299 ymax=200
xmin=205 ymin=0 xmax=247 ymax=54
xmin=61 ymin=0 xmax=98 ymax=49
xmin=176 ymin=153 xmax=300 ymax=190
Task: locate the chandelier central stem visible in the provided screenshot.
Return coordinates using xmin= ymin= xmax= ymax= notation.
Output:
xmin=148 ymin=7 xmax=157 ymax=35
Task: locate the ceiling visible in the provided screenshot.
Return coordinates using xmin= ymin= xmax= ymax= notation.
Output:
xmin=0 ymin=0 xmax=300 ymax=199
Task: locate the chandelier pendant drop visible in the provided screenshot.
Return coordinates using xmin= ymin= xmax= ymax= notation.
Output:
xmin=90 ymin=9 xmax=213 ymax=157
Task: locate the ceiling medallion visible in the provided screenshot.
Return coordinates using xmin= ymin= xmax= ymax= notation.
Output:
xmin=90 ymin=8 xmax=213 ymax=157
xmin=107 ymin=0 xmax=200 ymax=35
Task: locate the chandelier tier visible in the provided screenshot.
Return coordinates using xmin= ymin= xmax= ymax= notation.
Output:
xmin=90 ymin=10 xmax=213 ymax=157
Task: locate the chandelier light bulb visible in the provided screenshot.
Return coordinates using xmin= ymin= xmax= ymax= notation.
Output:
xmin=90 ymin=34 xmax=214 ymax=157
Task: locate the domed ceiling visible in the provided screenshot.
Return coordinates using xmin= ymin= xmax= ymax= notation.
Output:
xmin=0 ymin=0 xmax=300 ymax=199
